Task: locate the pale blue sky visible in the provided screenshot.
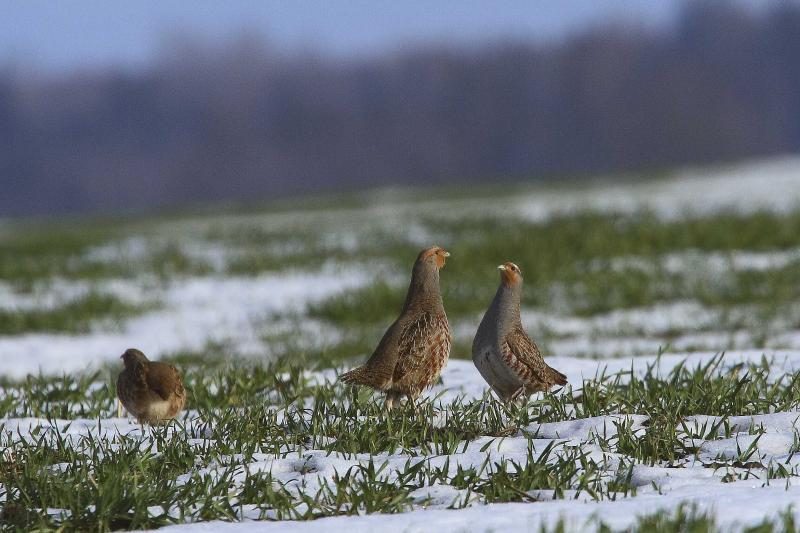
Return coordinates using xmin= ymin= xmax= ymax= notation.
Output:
xmin=0 ymin=0 xmax=685 ymax=72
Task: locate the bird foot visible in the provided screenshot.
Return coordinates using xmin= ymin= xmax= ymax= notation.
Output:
xmin=509 ymin=387 xmax=527 ymax=403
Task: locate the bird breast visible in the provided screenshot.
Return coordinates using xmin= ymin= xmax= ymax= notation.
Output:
xmin=146 ymin=399 xmax=177 ymax=421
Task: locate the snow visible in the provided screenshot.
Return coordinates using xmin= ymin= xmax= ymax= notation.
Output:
xmin=9 ymin=277 xmax=799 ymax=377
xmin=526 ymin=301 xmax=721 ymax=337
xmin=409 ymin=484 xmax=478 ymax=508
xmin=515 ymin=156 xmax=800 ymax=221
xmin=451 ymin=301 xmax=800 ymax=360
xmin=146 ymin=157 xmax=800 ymax=242
xmin=146 ymin=354 xmax=800 ymax=531
xmin=685 ymin=412 xmax=800 ymax=436
xmin=603 ymin=248 xmax=800 ymax=277
xmin=525 ymin=414 xmax=649 ymax=441
xmin=5 ymin=157 xmax=800 ymax=530
xmin=83 ymin=236 xmax=153 ymax=264
xmin=6 ymin=355 xmax=800 ymax=532
xmin=150 ymin=481 xmax=800 ymax=532
xmin=0 ymin=267 xmax=367 ymax=378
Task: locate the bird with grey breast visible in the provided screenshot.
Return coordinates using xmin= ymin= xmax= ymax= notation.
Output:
xmin=472 ymin=262 xmax=567 ymax=402
xmin=340 ymin=245 xmax=452 ymax=409
xmin=116 ymin=348 xmax=186 ymax=425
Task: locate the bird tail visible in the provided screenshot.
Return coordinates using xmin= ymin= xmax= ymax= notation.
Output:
xmin=547 ymin=365 xmax=568 ymax=386
xmin=340 ymin=365 xmax=385 ymax=389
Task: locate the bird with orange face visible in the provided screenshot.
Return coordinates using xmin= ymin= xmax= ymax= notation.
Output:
xmin=340 ymin=245 xmax=452 ymax=408
xmin=472 ymin=262 xmax=567 ymax=402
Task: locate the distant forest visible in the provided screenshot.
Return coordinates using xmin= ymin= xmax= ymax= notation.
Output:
xmin=2 ymin=2 xmax=800 ymax=216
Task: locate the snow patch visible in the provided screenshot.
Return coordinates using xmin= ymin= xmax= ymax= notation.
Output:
xmin=0 ymin=268 xmax=366 ymax=378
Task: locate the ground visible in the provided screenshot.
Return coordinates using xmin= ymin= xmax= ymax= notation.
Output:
xmin=3 ymin=156 xmax=800 ymax=531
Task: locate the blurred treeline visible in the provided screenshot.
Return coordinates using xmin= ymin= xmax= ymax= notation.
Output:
xmin=2 ymin=2 xmax=800 ymax=217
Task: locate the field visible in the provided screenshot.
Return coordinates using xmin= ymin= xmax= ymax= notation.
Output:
xmin=3 ymin=157 xmax=800 ymax=531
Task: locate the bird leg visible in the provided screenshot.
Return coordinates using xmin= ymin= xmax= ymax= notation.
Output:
xmin=509 ymin=386 xmax=527 ymax=403
xmin=409 ymin=391 xmax=423 ymax=415
xmin=385 ymin=391 xmax=399 ymax=410
xmin=493 ymin=389 xmax=524 ymax=436
xmin=117 ymin=399 xmax=123 ymax=419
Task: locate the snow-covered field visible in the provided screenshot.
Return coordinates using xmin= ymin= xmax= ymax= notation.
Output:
xmin=513 ymin=156 xmax=800 ymax=221
xmin=6 ymin=355 xmax=800 ymax=531
xmin=4 ymin=156 xmax=800 ymax=531
xmin=0 ymin=267 xmax=367 ymax=378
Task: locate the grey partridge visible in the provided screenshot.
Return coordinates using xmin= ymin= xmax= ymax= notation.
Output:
xmin=472 ymin=262 xmax=567 ymax=402
xmin=116 ymin=348 xmax=186 ymax=424
xmin=340 ymin=246 xmax=452 ymax=408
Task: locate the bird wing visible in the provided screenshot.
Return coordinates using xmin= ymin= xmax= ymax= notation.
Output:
xmin=502 ymin=325 xmax=550 ymax=386
xmin=341 ymin=318 xmax=406 ymax=389
xmin=145 ymin=362 xmax=184 ymax=401
xmin=392 ymin=311 xmax=450 ymax=383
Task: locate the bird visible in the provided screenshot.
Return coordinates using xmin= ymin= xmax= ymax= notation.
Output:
xmin=116 ymin=348 xmax=186 ymax=425
xmin=472 ymin=262 xmax=567 ymax=403
xmin=340 ymin=245 xmax=452 ymax=409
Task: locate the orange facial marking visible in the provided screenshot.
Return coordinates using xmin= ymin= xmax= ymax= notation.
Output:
xmin=498 ymin=262 xmax=522 ymax=285
xmin=419 ymin=246 xmax=450 ymax=269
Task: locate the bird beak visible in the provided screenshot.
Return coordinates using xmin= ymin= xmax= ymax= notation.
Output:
xmin=497 ymin=264 xmax=506 ymax=271
xmin=443 ymin=251 xmax=450 ymax=257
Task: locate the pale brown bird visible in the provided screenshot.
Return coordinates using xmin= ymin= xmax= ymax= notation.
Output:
xmin=116 ymin=348 xmax=186 ymax=424
xmin=472 ymin=262 xmax=567 ymax=402
xmin=340 ymin=245 xmax=452 ymax=409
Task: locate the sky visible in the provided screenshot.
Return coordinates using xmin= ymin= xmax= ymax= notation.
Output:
xmin=0 ymin=0 xmax=683 ymax=73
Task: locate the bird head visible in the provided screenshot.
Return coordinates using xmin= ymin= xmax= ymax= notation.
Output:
xmin=120 ymin=348 xmax=149 ymax=368
xmin=417 ymin=245 xmax=450 ymax=270
xmin=498 ymin=262 xmax=523 ymax=286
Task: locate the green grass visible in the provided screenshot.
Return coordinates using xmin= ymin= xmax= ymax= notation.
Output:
xmin=6 ymin=188 xmax=800 ymax=530
xmin=622 ymin=504 xmax=719 ymax=533
xmin=304 ymin=211 xmax=800 ymax=354
xmin=615 ymin=504 xmax=799 ymax=533
xmin=0 ymin=219 xmax=213 ymax=288
xmin=0 ymin=220 xmax=123 ymax=283
xmin=0 ymin=293 xmax=150 ymax=335
xmin=3 ymin=353 xmax=800 ymax=529
xmin=534 ymin=353 xmax=800 ymax=464
xmin=7 ymin=201 xmax=800 ymax=331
